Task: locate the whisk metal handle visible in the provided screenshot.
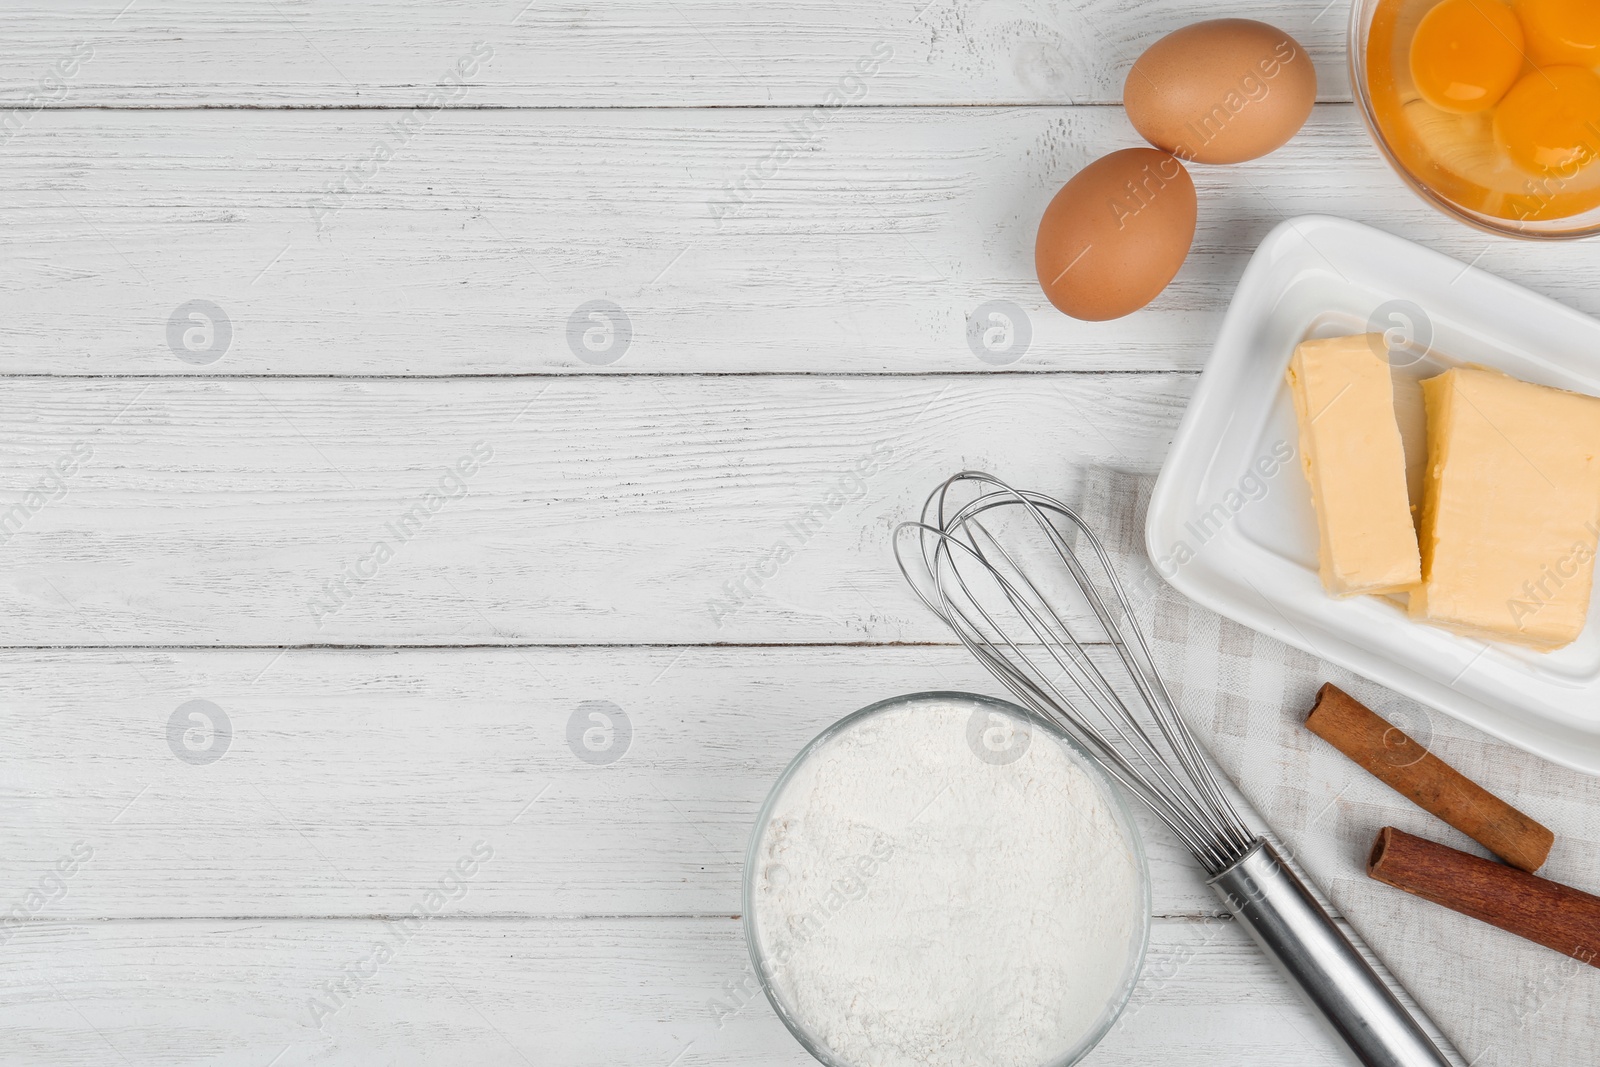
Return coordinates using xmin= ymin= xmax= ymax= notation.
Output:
xmin=1209 ymin=841 xmax=1453 ymax=1067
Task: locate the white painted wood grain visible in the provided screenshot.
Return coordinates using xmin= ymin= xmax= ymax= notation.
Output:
xmin=0 ymin=916 xmax=1347 ymax=1066
xmin=0 ymin=646 xmax=1236 ymax=919
xmin=0 ymin=374 xmax=1193 ymax=644
xmin=0 ymin=5 xmax=1513 ymax=1060
xmin=0 ymin=0 xmax=1354 ymax=109
xmin=12 ymin=107 xmax=1600 ymax=375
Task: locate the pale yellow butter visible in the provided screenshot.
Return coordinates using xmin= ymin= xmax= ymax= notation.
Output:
xmin=1411 ymin=367 xmax=1600 ymax=651
xmin=1286 ymin=335 xmax=1421 ymax=597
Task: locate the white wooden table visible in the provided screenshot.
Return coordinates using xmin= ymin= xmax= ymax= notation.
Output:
xmin=3 ymin=2 xmax=1595 ymax=1063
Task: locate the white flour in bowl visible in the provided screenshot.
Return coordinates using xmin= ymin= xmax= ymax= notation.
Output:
xmin=750 ymin=695 xmax=1144 ymax=1067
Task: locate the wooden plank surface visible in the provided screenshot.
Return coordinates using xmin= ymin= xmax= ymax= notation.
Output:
xmin=9 ymin=107 xmax=1600 ymax=376
xmin=0 ymin=0 xmax=1353 ymax=109
xmin=0 ymin=916 xmax=1347 ymax=1066
xmin=0 ymin=646 xmax=1225 ymax=918
xmin=0 ymin=374 xmax=1191 ymax=645
xmin=1 ymin=2 xmax=1565 ymax=1062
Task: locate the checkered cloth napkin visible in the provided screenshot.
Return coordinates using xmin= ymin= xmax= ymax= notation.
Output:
xmin=1072 ymin=468 xmax=1600 ymax=1067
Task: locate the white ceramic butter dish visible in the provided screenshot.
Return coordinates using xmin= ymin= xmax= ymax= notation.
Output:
xmin=1148 ymin=215 xmax=1600 ymax=774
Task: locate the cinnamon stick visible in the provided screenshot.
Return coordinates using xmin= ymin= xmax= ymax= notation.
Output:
xmin=1368 ymin=827 xmax=1600 ymax=968
xmin=1305 ymin=683 xmax=1553 ymax=872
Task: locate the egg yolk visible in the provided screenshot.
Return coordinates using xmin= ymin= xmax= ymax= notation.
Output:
xmin=1494 ymin=66 xmax=1600 ymax=174
xmin=1409 ymin=0 xmax=1527 ymax=113
xmin=1516 ymin=0 xmax=1600 ymax=67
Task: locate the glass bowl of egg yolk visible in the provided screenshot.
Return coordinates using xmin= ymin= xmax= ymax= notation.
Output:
xmin=1353 ymin=0 xmax=1600 ymax=237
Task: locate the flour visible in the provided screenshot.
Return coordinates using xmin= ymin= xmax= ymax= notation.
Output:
xmin=751 ymin=695 xmax=1144 ymax=1067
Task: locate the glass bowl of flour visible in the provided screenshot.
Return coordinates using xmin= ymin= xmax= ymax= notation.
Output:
xmin=744 ymin=691 xmax=1149 ymax=1067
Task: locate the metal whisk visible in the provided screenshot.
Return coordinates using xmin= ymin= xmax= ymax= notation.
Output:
xmin=895 ymin=472 xmax=1454 ymax=1067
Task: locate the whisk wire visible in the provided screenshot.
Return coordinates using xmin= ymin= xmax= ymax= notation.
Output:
xmin=949 ymin=482 xmax=1233 ymax=826
xmin=895 ymin=471 xmax=1256 ymax=873
xmin=948 ymin=521 xmax=1232 ymax=858
xmin=922 ymin=524 xmax=1224 ymax=861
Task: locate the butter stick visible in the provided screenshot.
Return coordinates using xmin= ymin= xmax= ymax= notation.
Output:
xmin=1286 ymin=335 xmax=1421 ymax=596
xmin=1411 ymin=367 xmax=1600 ymax=650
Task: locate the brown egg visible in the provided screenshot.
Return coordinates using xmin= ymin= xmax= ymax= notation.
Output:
xmin=1125 ymin=19 xmax=1317 ymax=165
xmin=1034 ymin=148 xmax=1196 ymax=322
